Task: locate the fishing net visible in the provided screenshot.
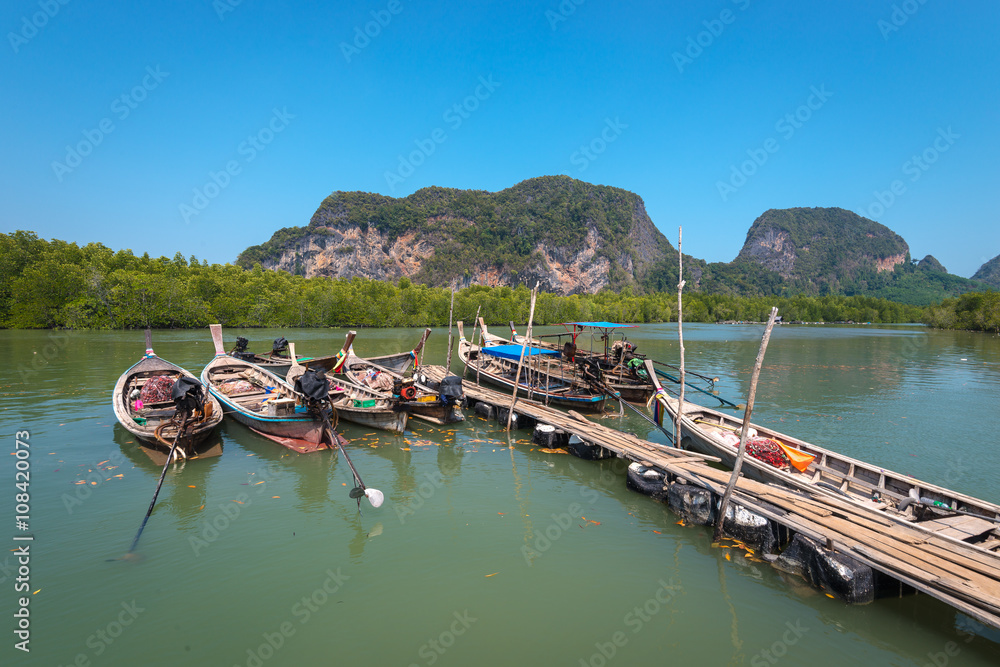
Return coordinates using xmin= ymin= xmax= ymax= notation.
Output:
xmin=722 ymin=435 xmax=790 ymax=469
xmin=217 ymin=379 xmax=256 ymax=395
xmin=139 ymin=375 xmax=175 ymax=403
xmin=745 ymin=437 xmax=791 ymax=469
xmin=354 ymin=368 xmax=393 ymax=391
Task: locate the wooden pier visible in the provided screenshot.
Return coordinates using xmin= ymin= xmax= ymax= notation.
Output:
xmin=420 ymin=364 xmax=1000 ymax=630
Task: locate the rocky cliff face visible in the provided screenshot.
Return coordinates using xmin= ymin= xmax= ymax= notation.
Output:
xmin=264 ymin=227 xmax=435 ymax=282
xmin=239 ymin=176 xmax=674 ymax=295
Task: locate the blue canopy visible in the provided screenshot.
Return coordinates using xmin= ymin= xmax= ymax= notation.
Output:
xmin=480 ymin=344 xmax=560 ymax=361
xmin=564 ymin=321 xmax=638 ymax=329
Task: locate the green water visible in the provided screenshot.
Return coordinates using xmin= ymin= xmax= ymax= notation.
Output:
xmin=2 ymin=324 xmax=1000 ymax=667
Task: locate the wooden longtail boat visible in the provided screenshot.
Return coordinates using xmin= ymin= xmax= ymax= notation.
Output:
xmin=652 ymin=377 xmax=1000 ymax=554
xmin=202 ymin=325 xmax=329 ymax=446
xmin=226 ymin=335 xmax=299 ymax=377
xmin=287 ymin=339 xmax=408 ymax=434
xmin=456 ymin=320 xmax=608 ymax=411
xmin=337 ymin=330 xmax=464 ymax=425
xmin=509 ymin=320 xmax=729 ymax=405
xmin=112 ymin=330 xmax=224 ymax=462
xmin=364 ymin=327 xmax=431 ymax=373
xmin=300 ymin=328 xmax=432 ymax=376
xmin=509 ymin=320 xmax=654 ymax=402
xmin=327 ymin=381 xmax=408 ymax=433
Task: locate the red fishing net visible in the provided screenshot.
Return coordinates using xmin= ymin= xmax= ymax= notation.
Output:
xmin=744 ymin=437 xmax=790 ymax=469
xmin=139 ymin=375 xmax=175 ymax=403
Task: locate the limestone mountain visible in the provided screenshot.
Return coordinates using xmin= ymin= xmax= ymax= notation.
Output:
xmin=916 ymin=255 xmax=947 ymax=273
xmin=721 ymin=208 xmax=988 ymax=303
xmin=237 ymin=176 xmax=676 ymax=295
xmin=734 ymin=207 xmax=909 ymax=287
xmin=238 ymin=181 xmax=988 ymax=305
xmin=972 ymin=254 xmax=1000 ymax=289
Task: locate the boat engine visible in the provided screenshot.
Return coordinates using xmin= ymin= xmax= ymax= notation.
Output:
xmin=392 ymin=378 xmax=417 ymax=401
xmin=611 ymin=339 xmax=638 ymax=363
xmin=169 ymin=376 xmax=208 ymax=455
xmin=271 ymin=337 xmax=289 ymax=357
xmin=437 ymin=375 xmax=464 ymax=407
xmin=295 ymin=368 xmax=329 ymax=405
xmin=578 ymin=357 xmax=603 ymax=383
xmin=294 ymin=368 xmax=335 ymax=422
xmin=171 ymin=376 xmax=206 ymax=415
xmin=232 ymin=336 xmax=254 ymax=361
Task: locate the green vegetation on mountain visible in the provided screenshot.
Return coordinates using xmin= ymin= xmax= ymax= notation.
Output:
xmin=972 ymin=254 xmax=1000 ymax=289
xmin=736 ymin=207 xmax=908 ymax=280
xmin=639 ymin=208 xmax=986 ymax=305
xmin=916 ymin=255 xmax=946 ymax=272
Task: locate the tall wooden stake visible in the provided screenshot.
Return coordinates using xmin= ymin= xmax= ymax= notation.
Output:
xmin=675 ymin=226 xmax=686 ymax=448
xmin=446 ymin=286 xmax=456 ymax=373
xmin=471 ymin=306 xmax=482 ymax=386
xmin=713 ymin=307 xmax=779 ymax=542
xmin=507 ymin=282 xmax=539 ymax=430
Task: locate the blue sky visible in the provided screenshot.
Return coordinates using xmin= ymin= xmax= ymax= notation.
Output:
xmin=3 ymin=0 xmax=998 ymax=277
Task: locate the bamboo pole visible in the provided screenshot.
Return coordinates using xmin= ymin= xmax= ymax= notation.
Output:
xmin=713 ymin=306 xmax=779 ymax=541
xmin=675 ymin=227 xmax=686 ymax=448
xmin=507 ymin=282 xmax=539 ymax=430
xmin=446 ymin=285 xmax=456 ymax=373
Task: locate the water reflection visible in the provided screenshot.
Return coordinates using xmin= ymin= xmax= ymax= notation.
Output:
xmin=113 ymin=423 xmax=221 ymax=530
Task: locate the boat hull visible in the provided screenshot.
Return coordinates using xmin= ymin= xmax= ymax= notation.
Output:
xmin=606 ymin=381 xmax=653 ymax=403
xmin=401 ymin=401 xmax=465 ymax=425
xmin=223 ymin=404 xmax=325 ymax=443
xmin=201 ymin=355 xmax=326 ymax=444
xmin=334 ymin=405 xmax=408 ymax=433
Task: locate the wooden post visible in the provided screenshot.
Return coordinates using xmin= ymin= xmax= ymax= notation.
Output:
xmin=471 ymin=306 xmax=482 ymax=386
xmin=675 ymin=227 xmax=686 ymax=448
xmin=446 ymin=286 xmax=456 ymax=373
xmin=713 ymin=307 xmax=779 ymax=542
xmin=545 ymin=358 xmax=551 ymax=406
xmin=507 ymin=282 xmax=539 ymax=430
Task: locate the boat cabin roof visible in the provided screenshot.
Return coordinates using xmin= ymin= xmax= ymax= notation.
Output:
xmin=480 ymin=344 xmax=561 ymax=361
xmin=563 ymin=321 xmax=638 ymax=330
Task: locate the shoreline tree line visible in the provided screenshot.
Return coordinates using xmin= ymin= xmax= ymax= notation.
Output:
xmin=1 ymin=231 xmax=996 ymax=333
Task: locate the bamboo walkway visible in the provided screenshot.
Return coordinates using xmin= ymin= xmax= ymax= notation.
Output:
xmin=421 ymin=364 xmax=1000 ymax=630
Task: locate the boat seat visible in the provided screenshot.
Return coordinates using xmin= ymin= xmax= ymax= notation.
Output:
xmin=230 ymin=391 xmax=270 ymax=403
